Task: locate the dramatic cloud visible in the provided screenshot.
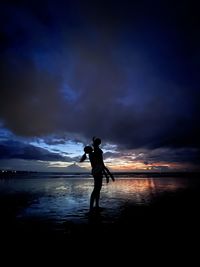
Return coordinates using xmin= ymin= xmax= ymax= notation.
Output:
xmin=0 ymin=140 xmax=74 ymax=161
xmin=104 ymin=147 xmax=200 ymax=171
xmin=0 ymin=1 xmax=199 ymax=170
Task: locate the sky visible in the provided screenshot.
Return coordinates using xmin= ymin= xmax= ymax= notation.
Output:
xmin=0 ymin=0 xmax=199 ymax=172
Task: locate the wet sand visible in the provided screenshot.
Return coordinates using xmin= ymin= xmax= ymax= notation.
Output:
xmin=1 ymin=186 xmax=199 ymax=261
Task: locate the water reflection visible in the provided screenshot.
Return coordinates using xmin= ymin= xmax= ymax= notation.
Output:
xmin=102 ymin=177 xmax=187 ymax=206
xmin=0 ymin=177 xmax=189 ymax=223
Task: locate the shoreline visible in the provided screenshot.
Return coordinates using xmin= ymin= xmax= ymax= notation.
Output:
xmin=1 ymin=186 xmax=199 ymax=238
xmin=0 ymin=176 xmax=199 ymax=262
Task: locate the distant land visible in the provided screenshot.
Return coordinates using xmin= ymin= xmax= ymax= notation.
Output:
xmin=0 ymin=168 xmax=199 ymax=178
xmin=64 ymin=163 xmax=89 ymax=172
xmin=1 ymin=163 xmax=199 ymax=176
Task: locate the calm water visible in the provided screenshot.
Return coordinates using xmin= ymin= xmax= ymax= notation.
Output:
xmin=0 ymin=174 xmax=193 ymax=225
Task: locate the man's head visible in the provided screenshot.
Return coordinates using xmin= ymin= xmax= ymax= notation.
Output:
xmin=92 ymin=137 xmax=101 ymax=146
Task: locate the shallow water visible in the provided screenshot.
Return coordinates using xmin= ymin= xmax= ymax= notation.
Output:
xmin=0 ymin=175 xmax=192 ymax=225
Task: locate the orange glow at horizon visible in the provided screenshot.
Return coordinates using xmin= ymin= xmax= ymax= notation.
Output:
xmin=111 ymin=177 xmax=187 ymax=196
xmin=105 ymin=158 xmax=187 ymax=172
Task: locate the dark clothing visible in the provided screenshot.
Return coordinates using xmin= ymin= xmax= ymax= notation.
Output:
xmin=89 ymin=147 xmax=104 ymax=176
xmin=80 ymin=142 xmax=114 ymax=211
xmin=88 ymin=147 xmax=104 ymax=210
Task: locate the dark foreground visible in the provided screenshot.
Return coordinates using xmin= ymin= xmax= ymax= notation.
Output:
xmin=0 ymin=183 xmax=200 ymax=263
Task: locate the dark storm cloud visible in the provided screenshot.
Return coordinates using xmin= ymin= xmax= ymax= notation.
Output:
xmin=104 ymin=147 xmax=200 ymax=166
xmin=0 ymin=0 xmax=200 ymax=153
xmin=0 ymin=140 xmax=74 ymax=161
xmin=134 ymin=148 xmax=200 ymax=165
